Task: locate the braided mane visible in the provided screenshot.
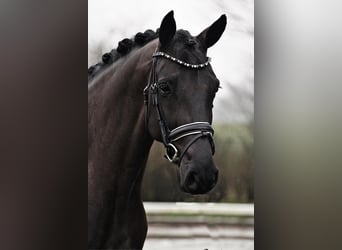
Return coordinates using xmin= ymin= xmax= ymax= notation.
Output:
xmin=88 ymin=29 xmax=159 ymax=82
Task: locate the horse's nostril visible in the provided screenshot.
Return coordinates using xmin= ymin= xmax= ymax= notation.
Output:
xmin=208 ymin=169 xmax=219 ymax=190
xmin=213 ymin=169 xmax=218 ymax=183
xmin=185 ymin=172 xmax=199 ymax=192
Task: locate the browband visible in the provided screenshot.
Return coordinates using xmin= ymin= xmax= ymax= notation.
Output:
xmin=153 ymin=52 xmax=211 ymax=69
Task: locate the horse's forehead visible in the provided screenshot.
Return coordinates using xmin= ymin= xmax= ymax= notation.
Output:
xmin=180 ymin=67 xmax=215 ymax=84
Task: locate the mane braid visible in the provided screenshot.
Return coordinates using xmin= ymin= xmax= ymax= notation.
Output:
xmin=88 ymin=29 xmax=159 ymax=82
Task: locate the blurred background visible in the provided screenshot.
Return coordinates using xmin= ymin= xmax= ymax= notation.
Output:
xmin=89 ymin=0 xmax=253 ymax=249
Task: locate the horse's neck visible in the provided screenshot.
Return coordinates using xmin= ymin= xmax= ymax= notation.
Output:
xmin=88 ymin=42 xmax=157 ymax=201
xmin=88 ymin=40 xmax=159 ymax=248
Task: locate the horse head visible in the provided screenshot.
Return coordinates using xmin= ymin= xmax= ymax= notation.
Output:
xmin=145 ymin=11 xmax=227 ymax=194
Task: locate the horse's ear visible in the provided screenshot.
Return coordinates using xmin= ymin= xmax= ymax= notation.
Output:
xmin=159 ymin=10 xmax=176 ymax=46
xmin=197 ymin=14 xmax=227 ymax=49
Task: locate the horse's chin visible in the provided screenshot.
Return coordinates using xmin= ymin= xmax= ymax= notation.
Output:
xmin=180 ymin=181 xmax=214 ymax=195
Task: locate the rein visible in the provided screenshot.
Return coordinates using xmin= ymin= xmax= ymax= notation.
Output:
xmin=143 ymin=51 xmax=215 ymax=165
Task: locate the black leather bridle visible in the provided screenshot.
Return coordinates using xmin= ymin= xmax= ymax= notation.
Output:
xmin=143 ymin=51 xmax=215 ymax=165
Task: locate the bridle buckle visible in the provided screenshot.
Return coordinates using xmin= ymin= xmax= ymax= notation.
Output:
xmin=164 ymin=143 xmax=179 ymax=163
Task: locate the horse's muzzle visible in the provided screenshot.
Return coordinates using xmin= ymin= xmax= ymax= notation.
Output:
xmin=180 ymin=157 xmax=219 ymax=195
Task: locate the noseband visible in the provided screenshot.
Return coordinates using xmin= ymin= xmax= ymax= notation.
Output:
xmin=143 ymin=51 xmax=215 ymax=165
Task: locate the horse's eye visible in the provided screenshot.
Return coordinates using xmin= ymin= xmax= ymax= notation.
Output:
xmin=159 ymin=82 xmax=172 ymax=96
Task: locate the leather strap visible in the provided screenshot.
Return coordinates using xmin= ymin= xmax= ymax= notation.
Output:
xmin=143 ymin=51 xmax=215 ymax=165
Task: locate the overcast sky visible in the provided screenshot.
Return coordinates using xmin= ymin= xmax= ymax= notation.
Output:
xmin=88 ymin=0 xmax=254 ymax=123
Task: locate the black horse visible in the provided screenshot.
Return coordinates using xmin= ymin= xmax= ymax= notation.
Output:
xmin=88 ymin=11 xmax=227 ymax=249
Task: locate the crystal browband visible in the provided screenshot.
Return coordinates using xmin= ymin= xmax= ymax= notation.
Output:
xmin=153 ymin=52 xmax=211 ymax=69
